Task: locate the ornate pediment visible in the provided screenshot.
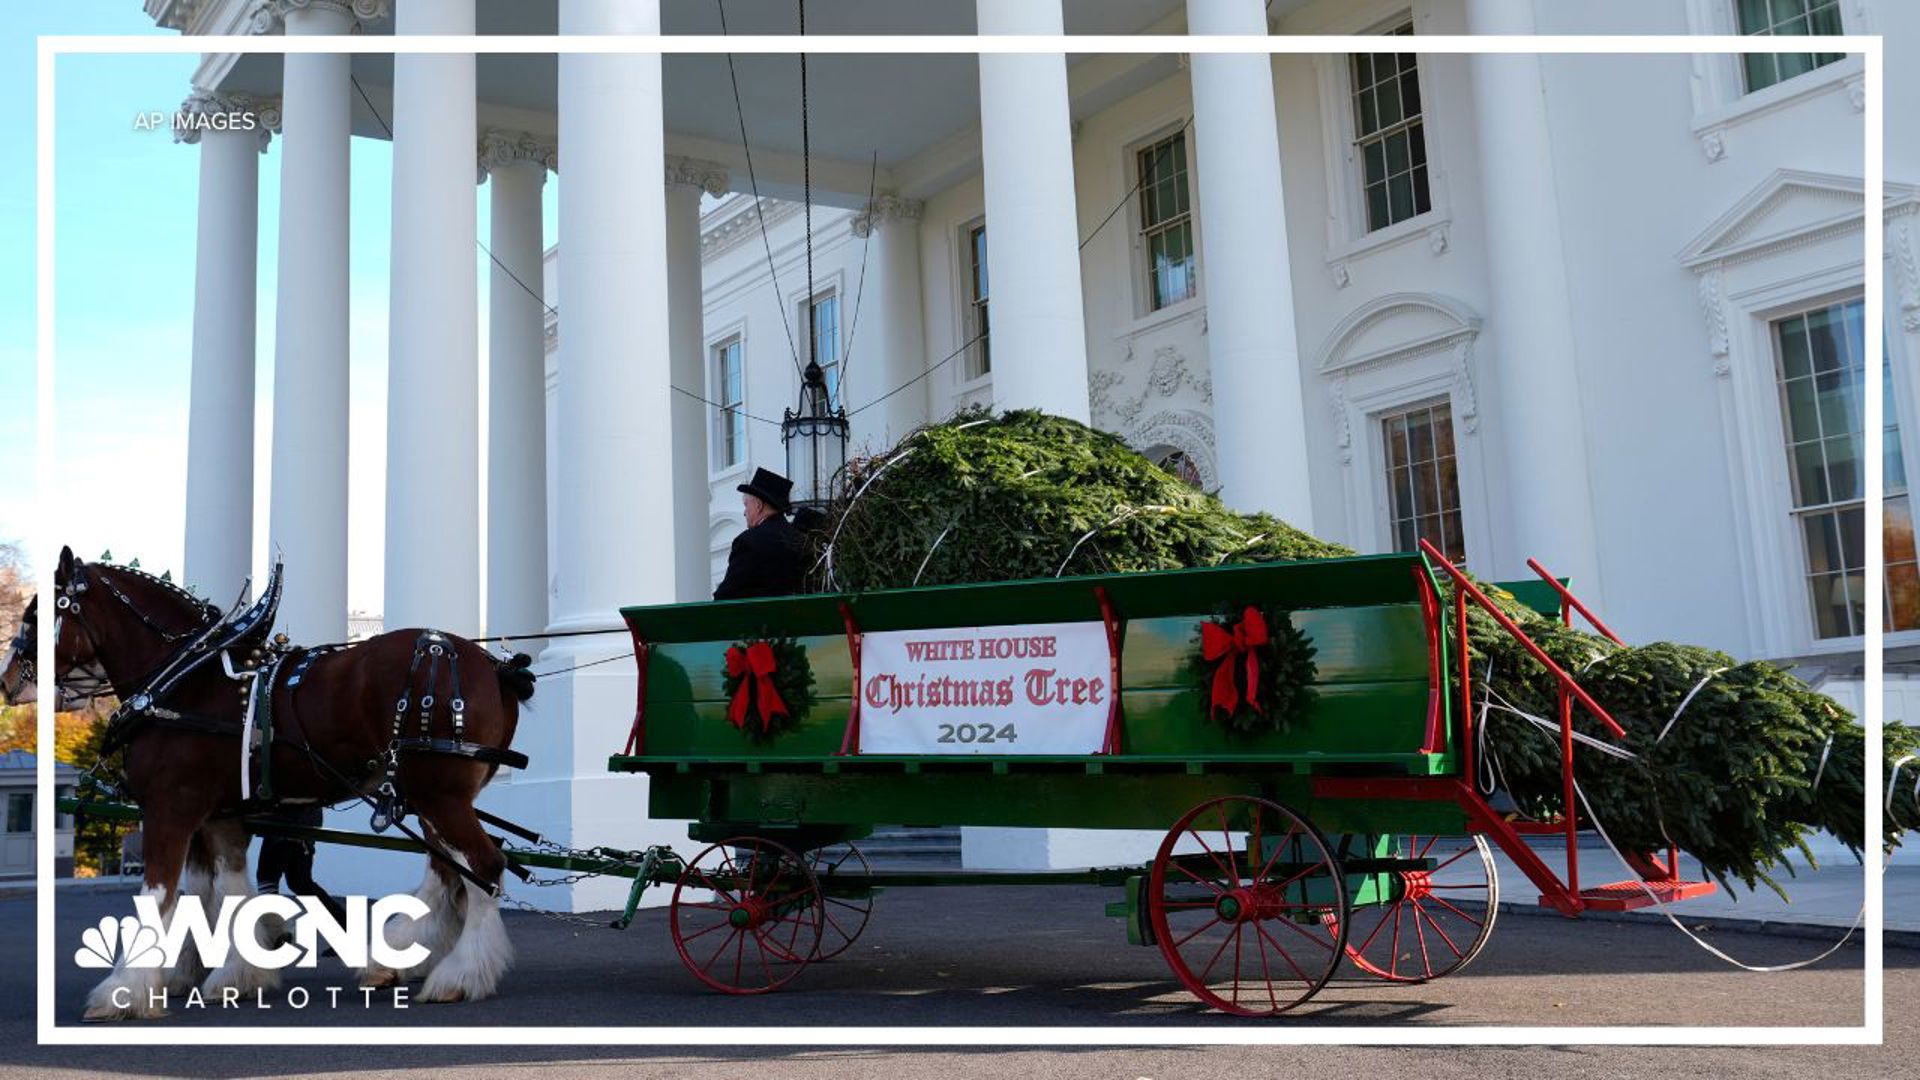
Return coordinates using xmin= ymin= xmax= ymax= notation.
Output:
xmin=1315 ymin=292 xmax=1480 ymax=376
xmin=1677 ymin=169 xmax=1918 ymax=270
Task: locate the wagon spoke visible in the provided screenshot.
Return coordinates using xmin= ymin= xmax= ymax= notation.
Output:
xmin=1413 ymin=902 xmax=1466 ymax=960
xmin=1188 ymin=826 xmax=1239 ymax=886
xmin=1169 ymin=858 xmax=1228 ymax=896
xmin=1426 ymin=894 xmax=1485 ymax=927
xmin=1253 ymin=920 xmax=1315 ymax=986
xmin=1256 ymin=821 xmax=1302 ymax=883
xmin=1430 ymin=846 xmax=1475 ymax=875
xmin=1253 ymin=914 xmax=1280 ymax=1012
xmin=1269 ymin=911 xmax=1337 ymax=953
xmin=1168 ymin=913 xmax=1224 ymax=951
xmin=1389 ymin=899 xmax=1404 ymax=979
xmin=701 ymin=925 xmax=740 ymax=974
xmin=1197 ymin=923 xmax=1240 ymax=985
xmin=1352 ymin=899 xmax=1398 ymax=956
xmin=1411 ymin=895 xmax=1433 ymax=977
xmin=678 ymin=919 xmax=734 ymax=945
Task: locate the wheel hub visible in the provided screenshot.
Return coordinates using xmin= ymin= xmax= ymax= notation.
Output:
xmin=1401 ymin=869 xmax=1433 ymax=902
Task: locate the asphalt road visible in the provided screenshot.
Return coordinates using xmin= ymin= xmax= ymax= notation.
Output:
xmin=2 ymin=885 xmax=1914 ymax=1079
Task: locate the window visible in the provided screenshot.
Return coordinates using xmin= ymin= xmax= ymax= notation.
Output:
xmin=1151 ymin=448 xmax=1203 ymax=489
xmin=711 ymin=337 xmax=745 ymax=471
xmin=967 ymin=223 xmax=991 ymax=378
xmin=1382 ymin=400 xmax=1463 ymax=562
xmin=1771 ymin=298 xmax=1915 ymax=637
xmin=1736 ymin=0 xmax=1844 ymax=93
xmin=806 ymin=292 xmax=840 ymax=407
xmin=1136 ymin=132 xmax=1196 ymax=310
xmin=5 ymin=792 xmax=29 ymax=834
xmin=1350 ymin=21 xmax=1430 ymax=233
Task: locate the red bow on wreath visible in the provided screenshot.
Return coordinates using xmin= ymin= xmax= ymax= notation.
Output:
xmin=1200 ymin=606 xmax=1268 ymax=721
xmin=725 ymin=642 xmax=789 ymax=732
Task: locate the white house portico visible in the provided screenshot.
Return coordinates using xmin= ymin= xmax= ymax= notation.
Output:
xmin=151 ymin=0 xmax=1918 ymax=901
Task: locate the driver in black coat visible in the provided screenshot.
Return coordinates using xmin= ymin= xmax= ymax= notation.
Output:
xmin=713 ymin=468 xmax=808 ymax=600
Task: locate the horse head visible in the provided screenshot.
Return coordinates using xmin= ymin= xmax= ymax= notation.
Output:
xmin=3 ymin=546 xmax=219 ymax=709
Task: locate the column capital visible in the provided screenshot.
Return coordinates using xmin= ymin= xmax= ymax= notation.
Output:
xmin=175 ymin=88 xmax=281 ymax=152
xmin=850 ymin=195 xmax=924 ymax=238
xmin=665 ymin=155 xmax=730 ymax=197
xmin=478 ymin=128 xmax=557 ymax=183
xmin=251 ymin=0 xmax=392 ymax=34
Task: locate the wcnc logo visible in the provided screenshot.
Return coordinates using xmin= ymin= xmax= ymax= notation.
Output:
xmin=75 ymin=893 xmax=432 ymax=971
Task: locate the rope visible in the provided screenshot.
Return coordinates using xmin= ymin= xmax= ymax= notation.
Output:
xmin=799 ymin=0 xmax=819 ymax=400
xmin=839 ymin=150 xmax=881 ymax=389
xmin=1657 ymin=667 xmax=1726 ymax=743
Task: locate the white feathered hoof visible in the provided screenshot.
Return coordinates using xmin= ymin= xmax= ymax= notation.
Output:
xmin=416 ymin=888 xmax=512 ymax=1004
xmin=82 ymin=974 xmax=169 ymax=1022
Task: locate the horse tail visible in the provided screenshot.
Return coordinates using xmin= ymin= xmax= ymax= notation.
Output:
xmin=495 ymin=652 xmax=537 ymax=703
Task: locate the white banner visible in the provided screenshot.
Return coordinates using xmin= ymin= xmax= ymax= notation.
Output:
xmin=856 ymin=621 xmax=1114 ymax=755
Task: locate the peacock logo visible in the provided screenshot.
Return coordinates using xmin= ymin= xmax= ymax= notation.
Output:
xmin=73 ymin=915 xmax=167 ymax=970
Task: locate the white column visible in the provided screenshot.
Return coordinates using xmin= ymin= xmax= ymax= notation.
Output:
xmin=666 ymin=159 xmax=728 ymax=603
xmin=384 ymin=0 xmax=479 ymax=635
xmin=847 ymin=196 xmax=928 ymax=452
xmin=1185 ymin=0 xmax=1314 ymax=528
xmin=975 ymin=0 xmax=1090 ymax=423
xmin=1465 ymin=0 xmax=1604 ymax=596
xmin=490 ymin=0 xmax=676 ymax=913
xmin=480 ymin=131 xmax=554 ymax=645
xmin=179 ymin=91 xmax=270 ymax=601
xmin=268 ymin=0 xmax=366 ymax=643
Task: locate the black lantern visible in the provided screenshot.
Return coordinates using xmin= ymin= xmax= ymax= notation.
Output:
xmin=782 ymin=359 xmax=849 ymax=512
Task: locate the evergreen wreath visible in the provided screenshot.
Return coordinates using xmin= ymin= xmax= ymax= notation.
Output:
xmin=1185 ymin=605 xmax=1318 ymax=735
xmin=720 ymin=634 xmax=816 ymax=742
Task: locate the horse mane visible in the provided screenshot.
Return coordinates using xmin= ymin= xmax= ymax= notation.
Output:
xmin=89 ymin=561 xmax=221 ymax=626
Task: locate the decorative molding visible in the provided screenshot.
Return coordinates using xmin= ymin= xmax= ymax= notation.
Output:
xmin=1895 ymin=219 xmax=1920 ymax=333
xmin=665 ymin=155 xmax=730 ymax=197
xmin=1677 ymin=169 xmax=1908 ymax=272
xmin=1330 ymin=262 xmax=1350 ymax=289
xmin=1845 ymin=72 xmax=1865 ymax=113
xmin=1328 ymin=376 xmax=1352 ymax=465
xmin=849 ymin=195 xmax=924 ymax=238
xmin=1698 ymin=127 xmax=1726 ymax=163
xmin=1426 ymin=223 xmax=1449 ymax=256
xmin=1128 ymin=409 xmax=1218 ymax=491
xmin=1697 ymin=268 xmax=1731 ymax=375
xmin=256 ymin=0 xmax=392 ymax=31
xmin=477 ymin=128 xmax=557 ymax=183
xmin=701 ymin=196 xmax=804 ymax=260
xmin=173 ymin=89 xmax=279 ymax=151
xmin=1316 ymin=292 xmax=1483 ymax=457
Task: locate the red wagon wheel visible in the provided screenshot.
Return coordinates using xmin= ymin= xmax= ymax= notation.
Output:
xmin=1147 ymin=795 xmax=1348 ymax=1017
xmin=808 ymin=841 xmax=874 ymax=961
xmin=670 ymin=836 xmax=823 ymax=994
xmin=1328 ymin=834 xmax=1499 ymax=983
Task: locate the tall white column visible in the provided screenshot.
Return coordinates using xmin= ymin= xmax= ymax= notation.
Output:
xmin=666 ymin=159 xmax=729 ymax=603
xmin=480 ymin=131 xmax=555 ymax=645
xmin=268 ymin=0 xmax=368 ymax=643
xmin=491 ymin=0 xmax=677 ymax=913
xmin=384 ymin=0 xmax=479 ymax=635
xmin=975 ymin=0 xmax=1090 ymax=423
xmin=179 ymin=91 xmax=271 ymax=601
xmin=1465 ymin=0 xmax=1604 ymax=596
xmin=847 ymin=195 xmax=928 ymax=452
xmin=1185 ymin=0 xmax=1314 ymax=528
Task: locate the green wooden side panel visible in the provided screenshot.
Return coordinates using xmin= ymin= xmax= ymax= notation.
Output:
xmin=632 ymin=769 xmax=1469 ymax=835
xmin=1493 ymin=577 xmax=1565 ymax=619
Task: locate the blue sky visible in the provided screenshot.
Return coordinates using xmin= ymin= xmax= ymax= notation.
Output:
xmin=7 ymin=7 xmax=556 ymax=611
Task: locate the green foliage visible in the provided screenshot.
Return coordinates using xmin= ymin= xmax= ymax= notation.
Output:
xmin=818 ymin=409 xmax=1914 ymax=895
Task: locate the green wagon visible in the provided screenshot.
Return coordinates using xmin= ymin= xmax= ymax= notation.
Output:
xmin=606 ymin=544 xmax=1715 ymax=1015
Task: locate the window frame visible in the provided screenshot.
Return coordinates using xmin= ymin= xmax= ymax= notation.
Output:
xmin=963 ymin=218 xmax=991 ymax=381
xmin=792 ymin=280 xmax=845 ymax=411
xmin=1683 ymin=0 xmax=1864 ymax=163
xmin=1309 ymin=4 xmax=1452 ymax=268
xmin=1133 ymin=128 xmax=1199 ymax=314
xmin=1347 ymin=21 xmax=1433 ymax=236
xmin=1732 ymin=0 xmax=1848 ymax=95
xmin=1377 ymin=396 xmax=1467 ymax=563
xmin=704 ymin=318 xmax=751 ymax=483
xmin=708 ymin=332 xmax=748 ymax=477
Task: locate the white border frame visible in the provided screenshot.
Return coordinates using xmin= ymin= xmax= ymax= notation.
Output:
xmin=35 ymin=30 xmax=1884 ymax=1047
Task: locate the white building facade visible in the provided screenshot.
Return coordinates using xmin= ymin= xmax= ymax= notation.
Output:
xmin=152 ymin=0 xmax=1918 ymax=902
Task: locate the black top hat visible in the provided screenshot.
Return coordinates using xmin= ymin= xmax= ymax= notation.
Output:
xmin=737 ymin=467 xmax=794 ymax=513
